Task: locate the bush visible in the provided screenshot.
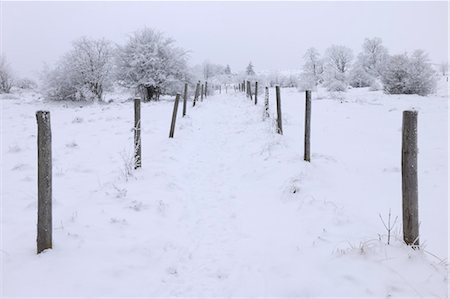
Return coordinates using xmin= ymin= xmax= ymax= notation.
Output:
xmin=381 ymin=51 xmax=436 ymax=96
xmin=0 ymin=56 xmax=14 ymax=93
xmin=348 ymin=64 xmax=374 ymax=88
xmin=16 ymin=78 xmax=37 ymax=90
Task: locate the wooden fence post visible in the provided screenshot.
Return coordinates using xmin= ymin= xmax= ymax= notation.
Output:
xmin=193 ymin=82 xmax=200 ymax=107
xmin=275 ymin=86 xmax=283 ymax=135
xmin=169 ymin=94 xmax=181 ymax=138
xmin=304 ymin=90 xmax=312 ymax=162
xmin=243 ymin=80 xmax=246 ymax=93
xmin=201 ymin=84 xmax=204 ymax=102
xmin=263 ymin=86 xmax=269 ymax=120
xmin=205 ymin=81 xmax=208 ymax=98
xmin=36 ymin=111 xmax=52 ymax=254
xmin=134 ymin=97 xmax=142 ymax=169
xmin=402 ymin=110 xmax=419 ymax=247
xmin=254 ymin=81 xmax=258 ymax=105
xmin=248 ymin=81 xmax=253 ymax=101
xmin=182 ymin=83 xmax=188 ymax=117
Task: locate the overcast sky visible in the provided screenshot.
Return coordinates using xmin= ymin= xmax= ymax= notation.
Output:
xmin=1 ymin=1 xmax=448 ymax=78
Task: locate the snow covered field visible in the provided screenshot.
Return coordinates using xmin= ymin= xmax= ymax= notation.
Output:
xmin=1 ymin=83 xmax=448 ymax=297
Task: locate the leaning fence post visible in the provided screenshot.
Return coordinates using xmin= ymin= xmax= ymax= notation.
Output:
xmin=169 ymin=94 xmax=181 ymax=138
xmin=36 ymin=111 xmax=52 ymax=254
xmin=134 ymin=97 xmax=142 ymax=169
xmin=201 ymin=84 xmax=204 ymax=101
xmin=193 ymin=82 xmax=200 ymax=107
xmin=182 ymin=83 xmax=188 ymax=117
xmin=254 ymin=81 xmax=258 ymax=105
xmin=304 ymin=90 xmax=312 ymax=162
xmin=263 ymin=86 xmax=269 ymax=120
xmin=402 ymin=110 xmax=419 ymax=247
xmin=275 ymin=86 xmax=283 ymax=135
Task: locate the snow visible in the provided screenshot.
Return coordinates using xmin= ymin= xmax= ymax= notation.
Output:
xmin=1 ymin=82 xmax=448 ymax=297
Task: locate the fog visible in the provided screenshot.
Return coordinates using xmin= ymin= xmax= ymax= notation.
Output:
xmin=2 ymin=1 xmax=448 ymax=78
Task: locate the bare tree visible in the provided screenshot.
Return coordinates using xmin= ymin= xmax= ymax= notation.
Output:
xmin=0 ymin=55 xmax=14 ymax=93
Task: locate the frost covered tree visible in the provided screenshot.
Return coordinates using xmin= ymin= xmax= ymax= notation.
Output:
xmin=246 ymin=62 xmax=255 ymax=76
xmin=115 ymin=28 xmax=189 ymax=99
xmin=349 ymin=38 xmax=388 ymax=88
xmin=381 ymin=50 xmax=436 ymax=96
xmin=404 ymin=50 xmax=437 ymax=95
xmin=359 ymin=37 xmax=388 ymax=77
xmin=299 ymin=47 xmax=324 ymax=90
xmin=323 ymin=45 xmax=353 ymax=91
xmin=348 ymin=64 xmax=374 ymax=88
xmin=224 ymin=64 xmax=231 ymax=75
xmin=439 ymin=62 xmax=448 ymax=76
xmin=43 ymin=37 xmax=113 ymax=101
xmin=0 ymin=55 xmax=14 ymax=93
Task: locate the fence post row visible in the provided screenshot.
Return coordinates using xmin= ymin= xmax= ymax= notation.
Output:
xmin=275 ymin=86 xmax=283 ymax=135
xmin=134 ymin=97 xmax=142 ymax=169
xmin=263 ymin=86 xmax=269 ymax=120
xmin=182 ymin=83 xmax=188 ymax=117
xmin=36 ymin=111 xmax=52 ymax=254
xmin=169 ymin=94 xmax=181 ymax=138
xmin=304 ymin=90 xmax=312 ymax=162
xmin=254 ymin=81 xmax=258 ymax=105
xmin=402 ymin=110 xmax=419 ymax=247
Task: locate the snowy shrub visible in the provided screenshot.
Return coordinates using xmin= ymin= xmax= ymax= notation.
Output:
xmin=0 ymin=56 xmax=14 ymax=93
xmin=323 ymin=45 xmax=353 ymax=92
xmin=381 ymin=50 xmax=436 ymax=96
xmin=115 ymin=28 xmax=189 ymax=99
xmin=326 ymin=80 xmax=347 ymax=92
xmin=16 ymin=78 xmax=37 ymax=90
xmin=42 ymin=37 xmax=113 ymax=101
xmin=405 ymin=50 xmax=437 ymax=96
xmin=348 ymin=64 xmax=374 ymax=88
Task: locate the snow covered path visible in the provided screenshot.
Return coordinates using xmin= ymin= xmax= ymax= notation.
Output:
xmin=1 ymin=89 xmax=448 ymax=297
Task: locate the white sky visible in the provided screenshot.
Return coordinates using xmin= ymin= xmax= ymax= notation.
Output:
xmin=1 ymin=1 xmax=448 ymax=78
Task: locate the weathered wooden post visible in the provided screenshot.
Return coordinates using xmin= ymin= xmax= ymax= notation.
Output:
xmin=402 ymin=110 xmax=419 ymax=247
xmin=275 ymin=86 xmax=283 ymax=135
xmin=205 ymin=81 xmax=208 ymax=98
xmin=36 ymin=111 xmax=52 ymax=254
xmin=134 ymin=97 xmax=142 ymax=169
xmin=263 ymin=86 xmax=269 ymax=119
xmin=169 ymin=94 xmax=181 ymax=138
xmin=182 ymin=83 xmax=188 ymax=117
xmin=193 ymin=82 xmax=200 ymax=107
xmin=248 ymin=81 xmax=253 ymax=101
xmin=201 ymin=84 xmax=204 ymax=101
xmin=243 ymin=80 xmax=246 ymax=93
xmin=304 ymin=90 xmax=312 ymax=162
xmin=254 ymin=81 xmax=258 ymax=105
